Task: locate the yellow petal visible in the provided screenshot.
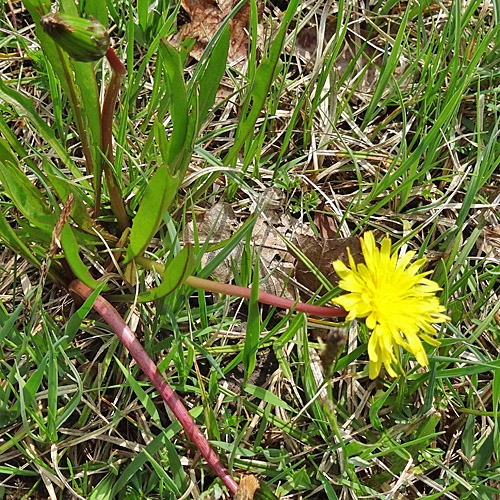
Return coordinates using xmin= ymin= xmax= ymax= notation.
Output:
xmin=332 ymin=259 xmax=349 ymax=278
xmin=419 ymin=332 xmax=441 ymax=347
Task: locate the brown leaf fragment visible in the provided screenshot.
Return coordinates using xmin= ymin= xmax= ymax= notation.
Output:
xmin=49 ymin=193 xmax=73 ymax=260
xmin=295 ymin=22 xmax=411 ymax=93
xmin=313 ymin=202 xmax=339 ymax=239
xmin=294 ymin=235 xmax=363 ymax=295
xmin=185 ymin=204 xmax=300 ymax=299
xmin=184 ymin=203 xmax=242 ymax=283
xmin=249 ymin=213 xmax=299 ymax=299
xmin=477 ymin=224 xmax=500 ymax=261
xmin=294 ymin=20 xmax=337 ymax=60
xmin=319 ymin=327 xmax=348 ymax=373
xmin=171 ymin=0 xmax=264 ymax=70
xmin=234 ymin=475 xmax=259 ymax=500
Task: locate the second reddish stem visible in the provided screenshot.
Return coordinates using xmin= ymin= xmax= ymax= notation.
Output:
xmin=69 ymin=279 xmax=238 ymax=495
xmin=95 ymin=48 xmax=129 ymax=229
xmin=133 ymin=256 xmax=347 ymax=318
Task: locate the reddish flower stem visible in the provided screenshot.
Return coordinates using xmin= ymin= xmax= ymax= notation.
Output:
xmin=105 ymin=46 xmax=127 ymax=75
xmin=185 ymin=276 xmax=346 ymax=317
xmin=69 ymin=279 xmax=239 ymax=495
xmin=95 ymin=47 xmax=129 ymax=229
xmin=134 ymin=256 xmax=347 ymax=317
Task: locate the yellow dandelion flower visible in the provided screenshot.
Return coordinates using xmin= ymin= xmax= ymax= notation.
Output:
xmin=332 ymin=231 xmax=450 ymax=379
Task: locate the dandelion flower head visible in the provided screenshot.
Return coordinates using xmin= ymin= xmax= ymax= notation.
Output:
xmin=332 ymin=231 xmax=450 ymax=379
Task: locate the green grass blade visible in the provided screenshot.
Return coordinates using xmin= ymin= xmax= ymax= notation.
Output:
xmin=115 ymin=357 xmax=162 ymax=426
xmin=243 ymin=264 xmax=261 ymax=384
xmin=0 ymin=302 xmax=23 ymax=345
xmin=361 ymin=8 xmax=411 ymax=130
xmin=224 ymin=0 xmax=301 ymax=166
xmin=197 ymin=215 xmax=257 ymax=279
xmin=142 ymin=449 xmax=182 ymax=496
xmin=63 ymin=281 xmax=108 ymax=347
xmin=494 ymin=367 xmax=500 ymax=457
xmin=244 ymin=384 xmax=294 ymax=412
xmin=89 ymin=473 xmax=114 ymax=500
xmin=46 ymin=341 xmax=58 ymax=442
xmin=129 ymin=4 xmax=180 ymax=105
xmin=110 ymin=407 xmax=203 ymax=496
xmin=164 ymin=439 xmax=188 ymax=492
xmin=0 ymin=80 xmax=81 ymax=179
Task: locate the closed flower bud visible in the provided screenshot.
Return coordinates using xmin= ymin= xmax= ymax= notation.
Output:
xmin=40 ymin=13 xmax=110 ymax=62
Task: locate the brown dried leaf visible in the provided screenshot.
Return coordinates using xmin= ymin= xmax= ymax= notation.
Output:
xmin=295 ymin=21 xmax=410 ymax=93
xmin=171 ymin=0 xmax=264 ymax=70
xmin=185 ymin=203 xmax=242 ymax=283
xmin=186 ymin=201 xmax=367 ymax=305
xmin=319 ymin=327 xmax=348 ymax=373
xmin=234 ymin=475 xmax=260 ymax=500
xmin=294 ymin=234 xmax=363 ymax=294
xmin=251 ymin=212 xmax=304 ymax=298
xmin=477 ymin=224 xmax=500 ymax=261
xmin=195 ymin=202 xmax=239 ymax=240
xmin=313 ymin=202 xmax=339 ymax=239
xmin=49 ymin=194 xmax=73 ymax=260
xmin=186 ymin=204 xmax=309 ymax=299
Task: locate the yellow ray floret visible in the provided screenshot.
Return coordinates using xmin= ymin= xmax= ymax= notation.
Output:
xmin=332 ymin=231 xmax=450 ymax=379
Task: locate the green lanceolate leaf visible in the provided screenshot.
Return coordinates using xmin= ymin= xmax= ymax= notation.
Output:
xmin=23 ymin=0 xmax=100 ymax=180
xmin=0 ymin=79 xmax=82 ymax=180
xmin=124 ymin=165 xmax=180 ymax=263
xmin=125 ymin=43 xmax=193 ymax=263
xmin=60 ymin=223 xmax=107 ymax=290
xmin=0 ymin=136 xmax=29 ymax=171
xmin=0 ymin=161 xmax=55 ymax=229
xmin=0 ymin=210 xmax=41 ymax=268
xmin=136 ymin=245 xmax=195 ymax=302
xmin=159 ymin=42 xmax=191 ymax=173
xmin=60 ymin=0 xmax=104 ymax=167
xmin=195 ymin=26 xmax=230 ymax=127
xmin=83 ymin=0 xmax=108 ymax=25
